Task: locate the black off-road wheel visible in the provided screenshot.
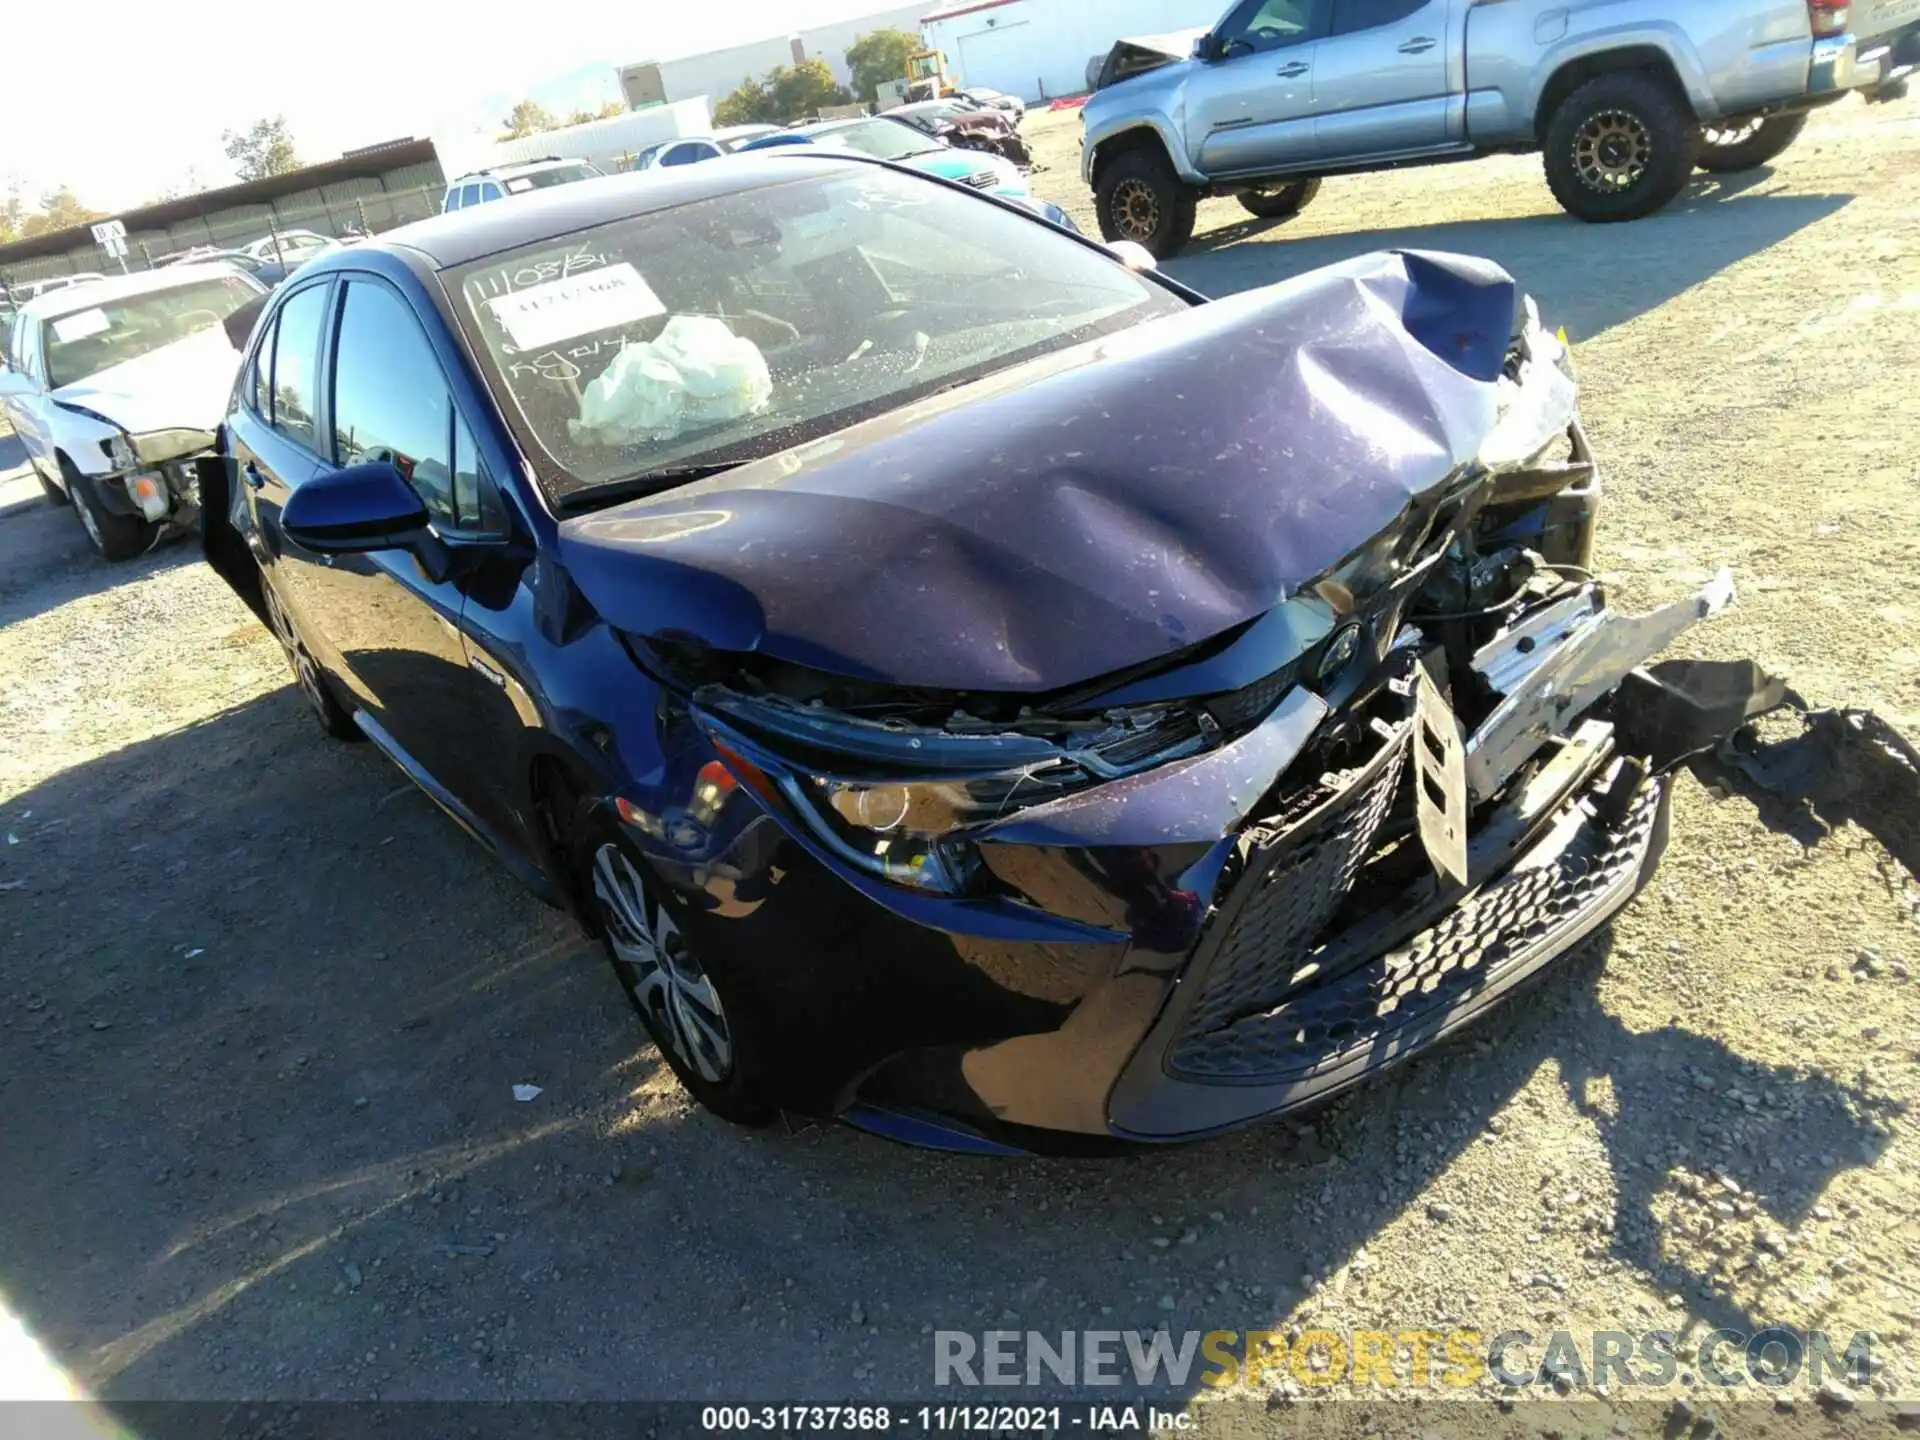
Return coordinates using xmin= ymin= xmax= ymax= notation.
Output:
xmin=1095 ymin=146 xmax=1199 ymax=259
xmin=588 ymin=825 xmax=776 ymax=1127
xmin=1238 ymin=177 xmax=1322 ymax=220
xmin=1543 ymin=71 xmax=1699 ymax=223
xmin=261 ymin=575 xmax=361 ymax=740
xmin=63 ymin=458 xmax=155 ymax=561
xmin=1696 ymin=114 xmax=1807 ymax=173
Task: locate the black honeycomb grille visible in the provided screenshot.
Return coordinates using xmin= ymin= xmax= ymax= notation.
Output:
xmin=1178 ymin=727 xmax=1409 ymax=1038
xmin=1171 ymin=778 xmax=1664 ymax=1082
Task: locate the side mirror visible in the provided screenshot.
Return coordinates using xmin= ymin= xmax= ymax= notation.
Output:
xmin=1193 ymin=33 xmax=1222 ymax=62
xmin=1105 ymin=240 xmax=1159 ymax=272
xmin=281 ymin=461 xmax=430 ymax=556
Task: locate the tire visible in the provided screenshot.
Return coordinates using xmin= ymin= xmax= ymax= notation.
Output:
xmin=64 ymin=460 xmax=155 ymax=561
xmin=588 ymin=826 xmax=777 ymax=1127
xmin=1094 ymin=145 xmax=1199 ymax=259
xmin=1543 ymin=71 xmax=1700 ymax=223
xmin=261 ymin=575 xmax=361 ymax=740
xmin=1238 ymin=178 xmax=1321 ymax=221
xmin=1695 ymin=113 xmax=1807 ymax=173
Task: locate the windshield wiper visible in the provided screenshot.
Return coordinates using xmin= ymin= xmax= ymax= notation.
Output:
xmin=556 ymin=460 xmax=752 ymax=513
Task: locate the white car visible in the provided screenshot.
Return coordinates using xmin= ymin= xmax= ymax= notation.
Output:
xmin=240 ymin=230 xmax=341 ymax=267
xmin=0 ymin=264 xmax=266 ymax=559
xmin=9 ymin=273 xmax=109 ymax=302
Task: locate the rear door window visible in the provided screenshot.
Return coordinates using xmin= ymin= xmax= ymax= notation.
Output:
xmin=1331 ymin=0 xmax=1431 ymax=33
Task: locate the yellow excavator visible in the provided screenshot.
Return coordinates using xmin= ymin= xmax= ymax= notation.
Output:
xmin=903 ymin=48 xmax=954 ymax=103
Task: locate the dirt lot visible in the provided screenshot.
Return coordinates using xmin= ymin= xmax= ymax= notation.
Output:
xmin=3 ymin=96 xmax=1920 ymax=1432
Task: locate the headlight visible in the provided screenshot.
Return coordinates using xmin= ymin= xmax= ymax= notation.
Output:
xmin=786 ymin=765 xmax=1075 ymax=892
xmin=131 ymin=428 xmax=217 ymax=465
xmin=106 ymin=433 xmax=138 ymax=471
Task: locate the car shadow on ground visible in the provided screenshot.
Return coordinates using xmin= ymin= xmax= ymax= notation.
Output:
xmin=0 ymin=473 xmax=199 ymax=625
xmin=1 ymin=673 xmax=1901 ymax=1407
xmin=1166 ymin=183 xmax=1852 ymax=344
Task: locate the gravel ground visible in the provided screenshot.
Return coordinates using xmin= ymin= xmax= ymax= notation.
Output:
xmin=2 ymin=94 xmax=1919 ymax=1434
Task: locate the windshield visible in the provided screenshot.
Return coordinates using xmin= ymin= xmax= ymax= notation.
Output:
xmin=42 ymin=275 xmax=259 ymax=389
xmin=448 ymin=167 xmax=1188 ymax=501
xmin=812 ymin=120 xmax=941 ymax=162
xmin=507 ymin=164 xmax=601 ymax=194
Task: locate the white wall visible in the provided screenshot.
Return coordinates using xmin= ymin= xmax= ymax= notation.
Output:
xmin=925 ymin=0 xmax=1225 ymax=103
xmin=658 ymin=38 xmax=805 ymax=107
xmin=645 ymin=2 xmax=930 ymax=104
xmin=433 ymin=98 xmax=714 ymax=180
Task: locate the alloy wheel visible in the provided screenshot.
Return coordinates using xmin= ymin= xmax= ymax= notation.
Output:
xmin=593 ymin=843 xmax=734 ymax=1085
xmin=1111 ymin=178 xmax=1161 ymax=242
xmin=263 ymin=582 xmax=330 ymax=720
xmin=1573 ymin=109 xmax=1653 ymax=192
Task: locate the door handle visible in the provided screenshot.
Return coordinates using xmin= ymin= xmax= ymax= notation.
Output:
xmin=243 ymin=462 xmax=266 ymax=490
xmin=1398 ymin=36 xmax=1437 ymax=53
xmin=1276 ymin=60 xmax=1310 ymax=77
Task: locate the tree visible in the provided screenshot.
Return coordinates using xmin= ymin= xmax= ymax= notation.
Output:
xmin=716 ymin=56 xmax=852 ymax=126
xmin=714 ymin=76 xmax=776 ymax=127
xmin=222 ymin=116 xmax=300 ymax=181
xmin=499 ymin=101 xmax=560 ymax=140
xmin=19 ymin=186 xmax=104 ymax=238
xmin=564 ymin=100 xmax=630 ymax=126
xmin=767 ymin=58 xmax=853 ymax=121
xmin=845 ymin=28 xmax=920 ymax=104
xmin=0 ymin=179 xmax=25 ymax=244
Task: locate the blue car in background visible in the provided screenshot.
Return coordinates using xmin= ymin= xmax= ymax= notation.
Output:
xmin=739 ymin=115 xmax=1079 ymax=231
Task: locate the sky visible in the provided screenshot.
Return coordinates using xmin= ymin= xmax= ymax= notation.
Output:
xmin=7 ymin=0 xmax=913 ymax=214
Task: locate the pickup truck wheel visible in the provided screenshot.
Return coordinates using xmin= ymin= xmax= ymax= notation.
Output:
xmin=1696 ymin=114 xmax=1807 ymax=173
xmin=1238 ymin=178 xmax=1321 ymax=220
xmin=1095 ymin=148 xmax=1197 ymax=258
xmin=1544 ymin=72 xmax=1699 ymax=223
xmin=64 ymin=461 xmax=156 ymax=562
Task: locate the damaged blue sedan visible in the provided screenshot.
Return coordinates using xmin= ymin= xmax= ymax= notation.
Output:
xmin=200 ymin=156 xmax=1787 ymax=1151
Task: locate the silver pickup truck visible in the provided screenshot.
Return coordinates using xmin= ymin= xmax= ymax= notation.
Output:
xmin=1081 ymin=0 xmax=1919 ymax=255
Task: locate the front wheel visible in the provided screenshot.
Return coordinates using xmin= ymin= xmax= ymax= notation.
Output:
xmin=1543 ymin=71 xmax=1699 ymax=223
xmin=1696 ymin=114 xmax=1807 ymax=173
xmin=1094 ymin=147 xmax=1198 ymax=259
xmin=65 ymin=461 xmax=156 ymax=561
xmin=590 ymin=832 xmax=775 ymax=1126
xmin=1237 ymin=178 xmax=1321 ymax=221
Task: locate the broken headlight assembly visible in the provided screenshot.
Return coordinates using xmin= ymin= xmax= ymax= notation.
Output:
xmin=791 ymin=766 xmax=1077 ymax=891
xmin=692 ymin=687 xmax=1165 ymax=894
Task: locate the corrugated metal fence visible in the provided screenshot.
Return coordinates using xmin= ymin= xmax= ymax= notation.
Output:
xmin=2 ymin=166 xmax=449 ymax=286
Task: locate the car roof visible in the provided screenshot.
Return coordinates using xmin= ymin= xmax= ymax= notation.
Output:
xmin=798 ymin=114 xmax=919 ymax=136
xmin=451 ymin=158 xmax=594 ymax=183
xmin=17 ymin=263 xmax=250 ymax=319
xmin=369 ymin=156 xmax=874 ymax=269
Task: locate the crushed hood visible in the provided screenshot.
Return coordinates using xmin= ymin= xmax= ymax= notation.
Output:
xmin=52 ymin=324 xmax=244 ymax=436
xmin=558 ymin=249 xmax=1515 ymax=694
xmin=1095 ymin=29 xmax=1206 ymax=89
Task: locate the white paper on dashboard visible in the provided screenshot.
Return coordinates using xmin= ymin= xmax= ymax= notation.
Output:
xmin=487 ymin=262 xmax=666 ymax=351
xmin=52 ymin=309 xmax=112 ymax=343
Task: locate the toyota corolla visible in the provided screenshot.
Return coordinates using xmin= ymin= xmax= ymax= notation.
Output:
xmin=200 ymin=157 xmax=1790 ymax=1152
